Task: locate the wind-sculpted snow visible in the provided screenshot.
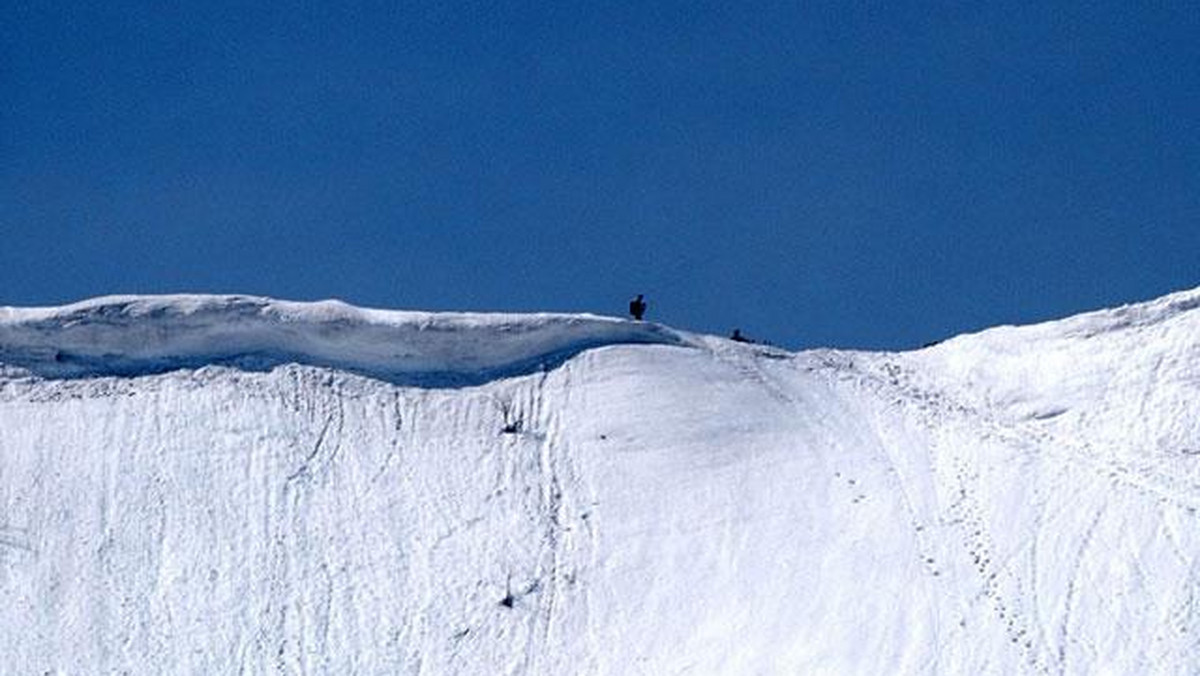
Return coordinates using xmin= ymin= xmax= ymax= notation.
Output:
xmin=2 ymin=287 xmax=1200 ymax=674
xmin=913 ymin=285 xmax=1200 ymax=450
xmin=0 ymin=295 xmax=688 ymax=385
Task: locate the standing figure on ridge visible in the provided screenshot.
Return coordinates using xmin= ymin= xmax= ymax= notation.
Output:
xmin=629 ymin=294 xmax=647 ymax=321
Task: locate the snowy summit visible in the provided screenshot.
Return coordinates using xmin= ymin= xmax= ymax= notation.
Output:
xmin=1 ymin=288 xmax=1200 ymax=674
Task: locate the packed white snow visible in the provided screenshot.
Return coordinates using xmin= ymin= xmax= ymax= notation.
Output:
xmin=1 ymin=289 xmax=1199 ymax=674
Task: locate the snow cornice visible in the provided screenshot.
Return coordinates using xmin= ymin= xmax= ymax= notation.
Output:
xmin=0 ymin=295 xmax=692 ymax=385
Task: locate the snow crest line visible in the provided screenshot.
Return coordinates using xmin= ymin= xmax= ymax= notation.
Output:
xmin=0 ymin=295 xmax=692 ymax=386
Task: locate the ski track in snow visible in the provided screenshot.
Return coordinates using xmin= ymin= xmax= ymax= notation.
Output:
xmin=2 ymin=288 xmax=1200 ymax=674
xmin=785 ymin=316 xmax=1200 ymax=676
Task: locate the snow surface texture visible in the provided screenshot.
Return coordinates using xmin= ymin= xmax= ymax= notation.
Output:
xmin=1 ymin=290 xmax=1199 ymax=674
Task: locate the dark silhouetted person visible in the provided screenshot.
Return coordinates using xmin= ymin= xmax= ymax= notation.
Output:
xmin=629 ymin=294 xmax=647 ymax=321
xmin=731 ymin=328 xmax=751 ymax=343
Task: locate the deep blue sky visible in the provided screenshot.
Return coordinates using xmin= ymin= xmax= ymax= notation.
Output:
xmin=3 ymin=2 xmax=1197 ymax=349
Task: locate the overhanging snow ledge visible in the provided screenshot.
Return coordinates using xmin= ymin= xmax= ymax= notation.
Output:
xmin=0 ymin=295 xmax=693 ymax=386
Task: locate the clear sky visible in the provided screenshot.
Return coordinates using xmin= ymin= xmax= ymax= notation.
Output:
xmin=3 ymin=2 xmax=1197 ymax=349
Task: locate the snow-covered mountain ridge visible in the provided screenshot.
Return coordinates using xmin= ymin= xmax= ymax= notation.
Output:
xmin=0 ymin=295 xmax=687 ymax=385
xmin=1 ymin=288 xmax=1199 ymax=674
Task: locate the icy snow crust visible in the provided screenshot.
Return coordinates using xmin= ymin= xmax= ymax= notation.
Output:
xmin=2 ymin=288 xmax=1200 ymax=674
xmin=0 ymin=295 xmax=688 ymax=385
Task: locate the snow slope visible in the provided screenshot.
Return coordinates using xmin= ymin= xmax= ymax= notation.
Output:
xmin=1 ymin=289 xmax=1199 ymax=674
